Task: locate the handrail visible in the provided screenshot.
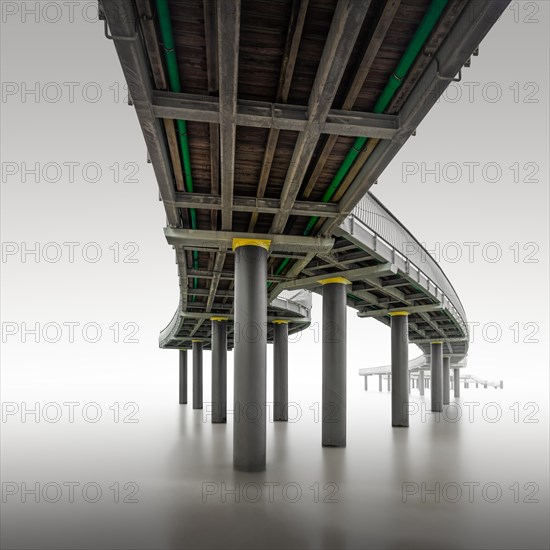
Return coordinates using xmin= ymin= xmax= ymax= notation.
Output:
xmin=159 ymin=289 xmax=313 ymax=348
xmin=351 ymin=193 xmax=468 ymax=331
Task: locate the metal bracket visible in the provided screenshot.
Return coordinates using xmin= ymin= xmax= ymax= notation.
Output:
xmin=104 ymin=19 xmax=138 ymax=42
xmin=434 ymin=58 xmax=462 ymax=82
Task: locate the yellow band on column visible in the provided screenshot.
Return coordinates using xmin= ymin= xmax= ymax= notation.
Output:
xmin=272 ymin=319 xmax=289 ymax=325
xmin=192 ymin=339 xmax=203 ymax=343
xmin=210 ymin=316 xmax=229 ymax=322
xmin=232 ymin=238 xmax=271 ymax=251
xmin=389 ymin=311 xmax=409 ymax=316
xmin=431 ymin=340 xmax=443 ymax=345
xmin=318 ymin=277 xmax=351 ymax=285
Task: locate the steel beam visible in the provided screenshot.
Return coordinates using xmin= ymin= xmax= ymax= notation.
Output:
xmin=168 ymin=193 xmax=341 ymax=217
xmin=164 ymin=227 xmax=334 ymax=254
xmin=152 ymin=92 xmax=399 ymax=139
xmin=358 ymin=303 xmax=444 ymax=318
xmin=217 ymin=0 xmax=240 ymax=230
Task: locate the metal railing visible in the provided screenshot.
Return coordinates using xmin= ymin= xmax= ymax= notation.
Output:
xmin=351 ymin=193 xmax=468 ymax=331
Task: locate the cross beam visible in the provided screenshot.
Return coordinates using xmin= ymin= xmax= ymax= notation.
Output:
xmin=152 ymin=92 xmax=399 ymax=139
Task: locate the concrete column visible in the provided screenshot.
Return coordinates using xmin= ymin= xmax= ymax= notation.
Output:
xmin=443 ymin=357 xmax=451 ymax=405
xmin=179 ymin=350 xmax=187 ymax=404
xmin=211 ymin=318 xmax=228 ymax=423
xmin=379 ymin=375 xmax=383 ymax=392
xmin=192 ymin=340 xmax=203 ymax=409
xmin=453 ymin=368 xmax=460 ymax=398
xmin=233 ymin=241 xmax=269 ymax=471
xmin=273 ymin=321 xmax=289 ymax=421
xmin=387 ymin=375 xmax=391 ymax=391
xmin=426 ymin=378 xmax=430 ymax=389
xmin=322 ymin=279 xmax=348 ymax=447
xmin=419 ymin=370 xmax=425 ymax=396
xmin=431 ymin=342 xmax=443 ymax=412
xmin=364 ymin=376 xmax=368 ymax=391
xmin=465 ymin=382 xmax=469 ymax=388
xmin=391 ymin=312 xmax=409 ymax=427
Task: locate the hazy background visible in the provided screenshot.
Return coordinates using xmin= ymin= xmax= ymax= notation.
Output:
xmin=1 ymin=2 xmax=548 ymax=549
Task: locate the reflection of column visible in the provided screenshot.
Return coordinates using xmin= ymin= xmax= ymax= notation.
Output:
xmin=273 ymin=320 xmax=289 ymax=422
xmin=418 ymin=370 xmax=425 ymax=396
xmin=453 ymin=368 xmax=460 ymax=398
xmin=192 ymin=340 xmax=203 ymax=409
xmin=443 ymin=357 xmax=451 ymax=405
xmin=321 ymin=278 xmax=349 ymax=447
xmin=211 ymin=317 xmax=228 ymax=423
xmin=431 ymin=342 xmax=443 ymax=412
xmin=233 ymin=240 xmax=269 ymax=471
xmin=179 ymin=350 xmax=187 ymax=404
xmin=390 ymin=312 xmax=409 ymax=427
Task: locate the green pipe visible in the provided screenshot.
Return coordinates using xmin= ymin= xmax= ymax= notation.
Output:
xmin=156 ymin=0 xmax=199 ymax=291
xmin=300 ymin=0 xmax=448 ymax=239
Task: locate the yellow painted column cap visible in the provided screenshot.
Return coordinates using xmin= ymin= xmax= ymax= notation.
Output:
xmin=389 ymin=311 xmax=409 ymax=317
xmin=319 ymin=277 xmax=351 ymax=285
xmin=232 ymin=238 xmax=271 ymax=251
xmin=210 ymin=316 xmax=229 ymax=322
xmin=272 ymin=319 xmax=289 ymax=324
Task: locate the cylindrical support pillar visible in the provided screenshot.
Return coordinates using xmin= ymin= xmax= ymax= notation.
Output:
xmin=364 ymin=375 xmax=368 ymax=391
xmin=453 ymin=368 xmax=460 ymax=398
xmin=387 ymin=375 xmax=391 ymax=391
xmin=443 ymin=357 xmax=451 ymax=405
xmin=322 ymin=279 xmax=348 ymax=447
xmin=273 ymin=321 xmax=289 ymax=421
xmin=379 ymin=375 xmax=383 ymax=392
xmin=426 ymin=378 xmax=430 ymax=388
xmin=211 ymin=318 xmax=228 ymax=423
xmin=192 ymin=340 xmax=203 ymax=409
xmin=391 ymin=312 xmax=409 ymax=427
xmin=431 ymin=342 xmax=443 ymax=412
xmin=179 ymin=350 xmax=188 ymax=404
xmin=418 ymin=370 xmax=425 ymax=396
xmin=233 ymin=241 xmax=268 ymax=471
xmin=465 ymin=381 xmax=469 ymax=388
